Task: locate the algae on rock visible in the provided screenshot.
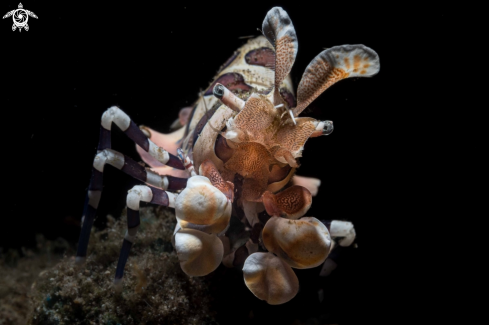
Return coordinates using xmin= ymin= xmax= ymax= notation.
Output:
xmin=27 ymin=207 xmax=216 ymax=325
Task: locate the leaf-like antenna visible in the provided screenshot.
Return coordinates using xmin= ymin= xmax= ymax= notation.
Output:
xmin=262 ymin=7 xmax=298 ymax=102
xmin=293 ymin=45 xmax=380 ymax=116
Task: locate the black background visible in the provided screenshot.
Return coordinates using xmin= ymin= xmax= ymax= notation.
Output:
xmin=0 ymin=1 xmax=455 ymax=323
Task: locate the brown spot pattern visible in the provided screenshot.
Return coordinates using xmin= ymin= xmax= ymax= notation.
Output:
xmin=353 ymin=54 xmax=361 ymax=70
xmin=275 ymin=35 xmax=296 ymax=89
xmin=200 ymin=159 xmax=234 ymax=201
xmin=201 ymin=160 xmax=225 ymax=189
xmin=224 ymin=142 xmax=272 ymax=201
xmin=275 ymin=186 xmax=311 ymax=214
xmin=262 ymin=186 xmax=311 ymax=218
xmin=275 ymin=118 xmax=317 ymax=153
xmin=234 ymin=96 xmax=277 ymax=138
xmin=225 ymin=142 xmax=271 ymax=177
xmin=294 ymin=57 xmax=347 ymax=116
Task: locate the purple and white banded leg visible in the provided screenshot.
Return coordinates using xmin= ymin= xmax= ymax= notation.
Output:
xmin=76 ymin=106 xmax=187 ymax=265
xmin=114 ymin=185 xmax=177 ymax=285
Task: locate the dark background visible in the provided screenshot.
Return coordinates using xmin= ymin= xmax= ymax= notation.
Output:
xmin=0 ymin=1 xmax=455 ymax=323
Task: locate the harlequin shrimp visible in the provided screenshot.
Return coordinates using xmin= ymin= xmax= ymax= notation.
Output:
xmin=75 ymin=7 xmax=380 ymax=305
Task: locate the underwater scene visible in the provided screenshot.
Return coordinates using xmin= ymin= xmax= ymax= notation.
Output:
xmin=1 ymin=1 xmax=444 ymax=324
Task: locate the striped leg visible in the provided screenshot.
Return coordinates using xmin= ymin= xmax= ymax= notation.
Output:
xmin=76 ymin=149 xmax=186 ymax=263
xmin=76 ymin=106 xmax=186 ymax=264
xmin=76 ymin=108 xmax=188 ymax=264
xmin=76 ymin=149 xmax=187 ymax=264
xmin=100 ymin=106 xmax=185 ymax=169
xmin=114 ymin=185 xmax=176 ymax=285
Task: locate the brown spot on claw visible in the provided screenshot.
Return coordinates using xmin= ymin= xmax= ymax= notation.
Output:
xmin=224 ymin=142 xmax=272 ymax=201
xmin=274 ymin=35 xmax=296 ymax=89
xmin=261 ymin=185 xmax=312 ymax=219
xmin=199 ymin=159 xmax=234 ymax=202
xmin=353 ymin=54 xmax=362 ymax=70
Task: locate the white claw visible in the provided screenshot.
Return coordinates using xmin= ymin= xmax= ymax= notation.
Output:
xmin=175 ymin=176 xmax=231 ymax=234
xmin=262 ymin=216 xmax=331 ymax=269
xmin=173 ymin=228 xmax=224 ymax=276
xmin=243 ymin=252 xmax=299 ymax=305
xmin=330 ymin=220 xmax=356 ymax=247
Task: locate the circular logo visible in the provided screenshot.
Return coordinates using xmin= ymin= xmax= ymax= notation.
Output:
xmin=13 ymin=9 xmax=27 ymax=27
